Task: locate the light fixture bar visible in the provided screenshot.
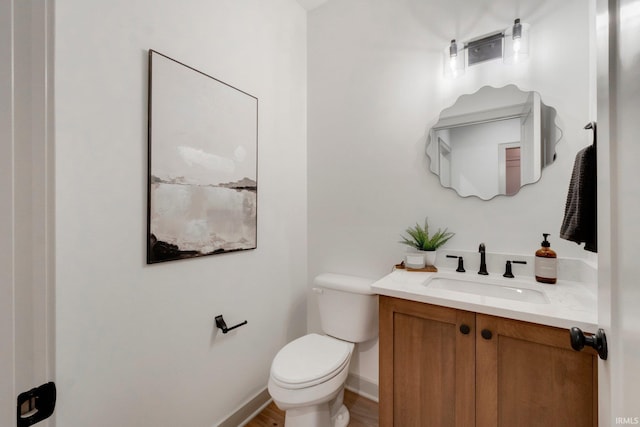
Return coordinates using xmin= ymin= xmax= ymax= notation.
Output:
xmin=467 ymin=32 xmax=503 ymax=66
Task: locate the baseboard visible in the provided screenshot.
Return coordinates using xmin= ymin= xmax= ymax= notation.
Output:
xmin=345 ymin=373 xmax=379 ymax=402
xmin=217 ymin=387 xmax=272 ymax=427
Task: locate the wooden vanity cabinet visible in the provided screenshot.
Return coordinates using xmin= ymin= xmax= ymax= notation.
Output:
xmin=379 ymin=296 xmax=598 ymax=427
xmin=379 ymin=296 xmax=475 ymax=426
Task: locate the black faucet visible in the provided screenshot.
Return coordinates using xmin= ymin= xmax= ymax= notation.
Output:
xmin=478 ymin=243 xmax=488 ymax=275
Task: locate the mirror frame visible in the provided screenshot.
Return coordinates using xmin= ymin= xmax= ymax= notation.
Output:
xmin=426 ymin=85 xmax=561 ymax=200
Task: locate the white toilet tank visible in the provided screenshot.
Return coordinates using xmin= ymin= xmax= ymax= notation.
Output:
xmin=313 ymin=273 xmax=378 ymax=343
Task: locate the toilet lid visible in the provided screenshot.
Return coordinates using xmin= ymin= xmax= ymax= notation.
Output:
xmin=271 ymin=334 xmax=353 ymax=390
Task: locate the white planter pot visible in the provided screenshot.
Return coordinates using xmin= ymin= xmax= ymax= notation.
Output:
xmin=421 ymin=250 xmax=437 ymax=267
xmin=405 ymin=252 xmax=425 ymax=269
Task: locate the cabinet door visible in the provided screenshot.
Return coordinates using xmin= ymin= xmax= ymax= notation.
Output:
xmin=379 ymin=297 xmax=475 ymax=427
xmin=476 ymin=314 xmax=598 ymax=427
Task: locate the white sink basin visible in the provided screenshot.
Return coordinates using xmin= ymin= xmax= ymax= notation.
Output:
xmin=424 ymin=274 xmax=550 ymax=304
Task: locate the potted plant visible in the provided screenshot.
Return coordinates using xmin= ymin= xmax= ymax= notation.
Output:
xmin=399 ymin=218 xmax=454 ymax=267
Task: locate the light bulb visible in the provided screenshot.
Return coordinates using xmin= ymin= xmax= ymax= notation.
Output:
xmin=444 ymin=39 xmax=464 ymax=78
xmin=504 ymin=18 xmax=528 ymax=64
xmin=513 ymin=38 xmax=521 ymax=53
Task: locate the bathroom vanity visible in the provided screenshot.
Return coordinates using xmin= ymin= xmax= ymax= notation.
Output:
xmin=373 ymin=268 xmax=598 ymax=427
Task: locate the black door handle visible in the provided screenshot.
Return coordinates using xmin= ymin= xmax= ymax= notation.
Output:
xmin=569 ymin=327 xmax=608 ymax=360
xmin=17 ymin=382 xmax=56 ymax=427
xmin=459 ymin=324 xmax=470 ymax=335
xmin=481 ymin=329 xmax=493 ymax=340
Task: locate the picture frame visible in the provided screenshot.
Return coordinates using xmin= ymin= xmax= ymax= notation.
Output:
xmin=147 ymin=50 xmax=258 ymax=264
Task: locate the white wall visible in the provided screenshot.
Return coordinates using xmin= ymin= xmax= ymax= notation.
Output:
xmin=308 ymin=0 xmax=594 ymax=386
xmin=54 ymin=1 xmax=307 ymax=426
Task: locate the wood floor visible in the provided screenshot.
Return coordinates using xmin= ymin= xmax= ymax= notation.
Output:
xmin=245 ymin=389 xmax=378 ymax=427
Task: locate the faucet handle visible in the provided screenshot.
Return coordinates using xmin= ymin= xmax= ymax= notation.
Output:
xmin=446 ymin=255 xmax=466 ymax=272
xmin=503 ymin=260 xmax=527 ymax=278
xmin=503 ymin=261 xmax=514 ymax=278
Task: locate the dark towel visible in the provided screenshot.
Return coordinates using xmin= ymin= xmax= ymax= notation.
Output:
xmin=560 ymin=145 xmax=597 ymax=252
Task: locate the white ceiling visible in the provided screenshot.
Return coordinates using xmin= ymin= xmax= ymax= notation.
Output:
xmin=296 ymin=0 xmax=329 ymax=11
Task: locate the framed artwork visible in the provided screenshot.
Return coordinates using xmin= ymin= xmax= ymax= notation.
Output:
xmin=147 ymin=50 xmax=258 ymax=263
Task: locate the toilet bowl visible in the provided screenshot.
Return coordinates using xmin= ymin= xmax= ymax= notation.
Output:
xmin=268 ymin=334 xmax=354 ymax=427
xmin=268 ymin=273 xmax=378 ymax=427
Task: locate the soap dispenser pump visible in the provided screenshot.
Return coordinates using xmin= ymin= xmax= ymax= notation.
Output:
xmin=535 ymin=233 xmax=557 ymax=284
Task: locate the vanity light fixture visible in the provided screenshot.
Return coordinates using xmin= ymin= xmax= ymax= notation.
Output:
xmin=444 ymin=39 xmax=465 ymax=78
xmin=443 ymin=18 xmax=530 ymax=78
xmin=503 ymin=18 xmax=530 ymax=64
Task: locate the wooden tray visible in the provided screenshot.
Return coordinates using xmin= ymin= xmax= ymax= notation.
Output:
xmin=394 ymin=262 xmax=437 ymax=272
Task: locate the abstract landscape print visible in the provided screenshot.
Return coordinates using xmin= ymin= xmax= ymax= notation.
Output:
xmin=147 ymin=50 xmax=257 ymax=263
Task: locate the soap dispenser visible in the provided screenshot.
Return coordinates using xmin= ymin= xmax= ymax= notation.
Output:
xmin=535 ymin=233 xmax=557 ymax=284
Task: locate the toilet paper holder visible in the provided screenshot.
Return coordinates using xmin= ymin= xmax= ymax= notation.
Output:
xmin=215 ymin=315 xmax=248 ymax=334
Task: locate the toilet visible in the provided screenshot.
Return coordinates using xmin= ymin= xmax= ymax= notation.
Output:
xmin=268 ymin=273 xmax=378 ymax=427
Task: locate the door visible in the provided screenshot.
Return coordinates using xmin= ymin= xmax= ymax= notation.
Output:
xmin=498 ymin=142 xmax=521 ymax=195
xmin=379 ymin=297 xmax=475 ymax=427
xmin=0 ymin=0 xmax=14 ymax=424
xmin=0 ymin=1 xmax=55 ymax=426
xmin=504 ymin=147 xmax=521 ymax=196
xmin=596 ymin=0 xmax=640 ymax=423
xmin=476 ymin=314 xmax=597 ymax=427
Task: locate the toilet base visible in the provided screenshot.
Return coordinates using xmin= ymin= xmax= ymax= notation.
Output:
xmin=284 ymin=403 xmax=330 ymax=427
xmin=282 ymin=389 xmax=349 ymax=427
xmin=331 ymin=404 xmax=349 ymax=427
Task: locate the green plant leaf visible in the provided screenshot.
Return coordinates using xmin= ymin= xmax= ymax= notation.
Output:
xmin=399 ymin=218 xmax=455 ymax=251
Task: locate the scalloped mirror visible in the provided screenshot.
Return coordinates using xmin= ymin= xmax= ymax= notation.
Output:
xmin=426 ymin=85 xmax=561 ymax=200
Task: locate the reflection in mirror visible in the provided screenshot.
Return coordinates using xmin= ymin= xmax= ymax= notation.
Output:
xmin=426 ymin=85 xmax=560 ymax=200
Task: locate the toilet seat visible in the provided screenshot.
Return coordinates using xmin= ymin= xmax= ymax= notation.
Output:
xmin=270 ymin=334 xmax=354 ymax=390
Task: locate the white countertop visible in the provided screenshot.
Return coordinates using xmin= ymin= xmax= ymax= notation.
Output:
xmin=371 ymin=268 xmax=598 ymax=331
